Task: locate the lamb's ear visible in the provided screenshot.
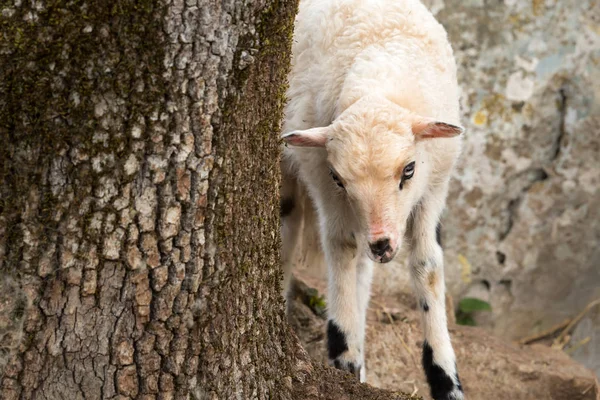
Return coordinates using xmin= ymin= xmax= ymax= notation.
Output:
xmin=411 ymin=118 xmax=464 ymax=141
xmin=282 ymin=126 xmax=330 ymax=147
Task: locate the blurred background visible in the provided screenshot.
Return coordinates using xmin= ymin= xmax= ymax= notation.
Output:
xmin=294 ymin=0 xmax=600 ymax=381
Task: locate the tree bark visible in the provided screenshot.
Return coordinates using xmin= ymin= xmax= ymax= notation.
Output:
xmin=0 ymin=1 xmax=415 ymax=399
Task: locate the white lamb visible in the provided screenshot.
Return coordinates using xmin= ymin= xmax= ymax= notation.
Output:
xmin=280 ymin=1 xmax=464 ymax=399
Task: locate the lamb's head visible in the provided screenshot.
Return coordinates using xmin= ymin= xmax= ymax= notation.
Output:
xmin=283 ymin=96 xmax=463 ymax=263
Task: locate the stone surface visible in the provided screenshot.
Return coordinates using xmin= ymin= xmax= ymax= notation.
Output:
xmin=289 ymin=277 xmax=600 ymax=400
xmin=432 ymin=0 xmax=600 ymax=342
xmin=292 ymin=0 xmax=600 ymax=376
xmin=570 ymin=303 xmax=600 ymax=380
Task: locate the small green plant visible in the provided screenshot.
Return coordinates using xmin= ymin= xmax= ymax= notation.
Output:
xmin=456 ymin=297 xmax=491 ymax=326
xmin=306 ymin=288 xmax=327 ymax=317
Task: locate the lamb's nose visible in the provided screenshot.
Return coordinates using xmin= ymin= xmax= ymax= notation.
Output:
xmin=369 ymin=238 xmax=391 ymax=257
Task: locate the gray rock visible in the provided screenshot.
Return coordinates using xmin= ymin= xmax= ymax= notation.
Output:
xmin=430 ymin=0 xmax=600 ymax=349
xmin=569 ymin=302 xmax=600 ymax=379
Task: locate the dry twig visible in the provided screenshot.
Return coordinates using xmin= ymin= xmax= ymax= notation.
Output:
xmin=565 ymin=336 xmax=591 ymax=355
xmin=552 ymin=298 xmax=600 ymax=350
xmin=518 ymin=318 xmax=571 ymax=345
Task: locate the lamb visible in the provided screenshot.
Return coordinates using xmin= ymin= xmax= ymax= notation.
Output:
xmin=280 ymin=1 xmax=464 ymax=399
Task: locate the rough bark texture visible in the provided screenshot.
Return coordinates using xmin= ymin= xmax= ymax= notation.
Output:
xmin=0 ymin=1 xmax=418 ymax=399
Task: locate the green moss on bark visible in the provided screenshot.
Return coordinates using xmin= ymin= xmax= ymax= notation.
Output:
xmin=0 ymin=0 xmax=167 ymax=271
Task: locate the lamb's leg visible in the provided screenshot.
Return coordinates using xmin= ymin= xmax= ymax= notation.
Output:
xmin=280 ymin=164 xmax=303 ymax=312
xmin=323 ymin=228 xmax=367 ymax=381
xmin=410 ymin=190 xmax=464 ymax=400
xmin=354 ymin=254 xmax=374 ymax=382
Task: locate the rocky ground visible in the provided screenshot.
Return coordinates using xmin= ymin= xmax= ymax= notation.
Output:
xmin=288 ymin=275 xmax=600 ymax=400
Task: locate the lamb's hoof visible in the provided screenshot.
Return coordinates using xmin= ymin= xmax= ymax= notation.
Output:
xmin=423 ymin=341 xmax=464 ymax=399
xmin=331 ymin=358 xmax=365 ymax=382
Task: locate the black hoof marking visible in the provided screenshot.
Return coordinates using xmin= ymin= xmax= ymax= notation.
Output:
xmin=436 ymin=222 xmax=442 ymax=247
xmin=327 ymin=320 xmax=348 ymax=359
xmin=423 ymin=341 xmax=462 ymax=400
xmin=327 ymin=321 xmax=362 ymax=380
xmin=347 ymin=361 xmax=362 ymax=380
xmin=332 ymin=358 xmax=361 ymax=380
xmin=347 ymin=362 xmax=356 ymax=375
xmin=280 ymin=197 xmax=295 ymax=217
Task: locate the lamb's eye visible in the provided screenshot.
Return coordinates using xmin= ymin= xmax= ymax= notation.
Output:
xmin=399 ymin=161 xmax=415 ymax=190
xmin=329 ymin=169 xmax=345 ymax=189
xmin=402 ymin=161 xmax=415 ymax=179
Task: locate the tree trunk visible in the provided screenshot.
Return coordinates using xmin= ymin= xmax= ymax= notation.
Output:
xmin=0 ymin=1 xmax=415 ymax=399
